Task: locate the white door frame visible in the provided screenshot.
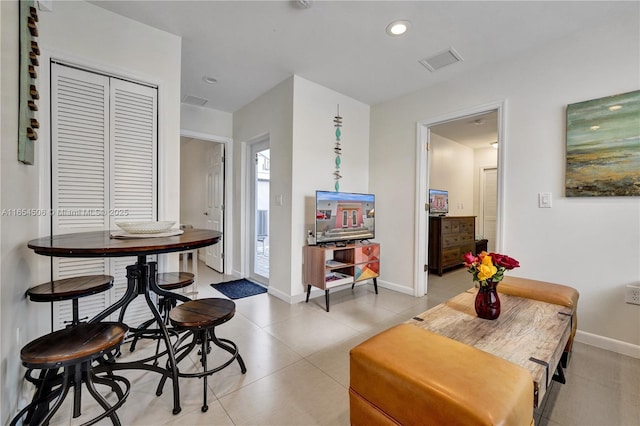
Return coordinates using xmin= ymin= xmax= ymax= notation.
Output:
xmin=415 ymin=100 xmax=506 ymax=296
xmin=180 ymin=129 xmax=233 ymax=274
xmin=245 ymin=135 xmax=270 ymax=284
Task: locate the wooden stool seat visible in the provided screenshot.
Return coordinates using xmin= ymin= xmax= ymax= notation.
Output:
xmin=156 ymin=272 xmax=194 ymax=290
xmin=11 ymin=322 xmax=130 ymax=426
xmin=21 ymin=322 xmax=127 ymax=367
xmin=169 ymin=298 xmax=235 ymax=329
xmin=158 ymin=298 xmax=246 ymax=412
xmin=27 ymin=275 xmax=114 ymax=327
xmin=27 ymin=275 xmax=113 ymax=302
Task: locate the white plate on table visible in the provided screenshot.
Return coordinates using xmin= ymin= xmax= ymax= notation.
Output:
xmin=115 ymin=221 xmax=176 ymax=234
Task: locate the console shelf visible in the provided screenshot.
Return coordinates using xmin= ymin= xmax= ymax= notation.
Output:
xmin=304 ymin=242 xmax=380 ymax=311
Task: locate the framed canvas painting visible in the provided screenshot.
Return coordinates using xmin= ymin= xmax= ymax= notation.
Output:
xmin=566 ymin=90 xmax=640 ymax=197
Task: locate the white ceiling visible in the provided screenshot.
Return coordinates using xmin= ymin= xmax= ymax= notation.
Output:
xmin=89 ymin=1 xmax=634 ymax=115
xmin=430 ymin=110 xmax=497 ymax=149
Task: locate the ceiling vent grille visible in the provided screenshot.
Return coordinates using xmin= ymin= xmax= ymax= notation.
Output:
xmin=419 ymin=48 xmax=463 ymax=72
xmin=182 ymin=95 xmax=208 ymax=106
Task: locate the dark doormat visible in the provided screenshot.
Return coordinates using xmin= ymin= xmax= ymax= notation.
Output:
xmin=211 ymin=279 xmax=267 ymax=300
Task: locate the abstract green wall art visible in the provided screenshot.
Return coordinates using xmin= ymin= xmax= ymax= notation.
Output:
xmin=566 ymin=90 xmax=640 ymax=197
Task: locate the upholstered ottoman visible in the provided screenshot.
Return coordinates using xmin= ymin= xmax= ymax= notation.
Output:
xmin=349 ymin=324 xmax=534 ymax=426
xmin=498 ymin=276 xmax=579 ymax=365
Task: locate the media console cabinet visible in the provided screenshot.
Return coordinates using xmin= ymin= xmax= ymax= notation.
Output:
xmin=303 ymin=242 xmax=380 ymax=312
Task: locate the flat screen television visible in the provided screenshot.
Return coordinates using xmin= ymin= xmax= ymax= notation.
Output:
xmin=429 ymin=189 xmax=449 ymax=215
xmin=315 ymin=191 xmax=375 ymax=244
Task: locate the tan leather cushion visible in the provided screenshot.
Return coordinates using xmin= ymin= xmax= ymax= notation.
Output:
xmin=350 ymin=324 xmax=534 ymax=426
xmin=497 ymin=276 xmax=578 ymax=309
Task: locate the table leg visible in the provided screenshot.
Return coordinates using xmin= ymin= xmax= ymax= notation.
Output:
xmin=90 ymin=260 xmax=183 ymax=415
xmin=89 ymin=265 xmax=139 ymax=324
xmin=145 ymin=262 xmax=182 ymax=414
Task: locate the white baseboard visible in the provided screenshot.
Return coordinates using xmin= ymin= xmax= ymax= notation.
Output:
xmin=377 ymin=279 xmax=414 ymax=296
xmin=285 ymin=279 xmax=416 ymax=306
xmin=575 ymin=330 xmax=640 ymax=359
xmin=268 ymin=285 xmax=294 ymax=304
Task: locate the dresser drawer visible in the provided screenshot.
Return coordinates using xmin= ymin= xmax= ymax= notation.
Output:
xmin=459 ymin=219 xmax=474 ymax=235
xmin=442 ymin=247 xmax=461 ymax=266
xmin=443 ymin=234 xmax=461 ymax=248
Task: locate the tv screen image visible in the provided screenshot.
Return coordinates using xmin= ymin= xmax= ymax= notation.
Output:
xmin=429 ymin=189 xmax=449 ymax=215
xmin=315 ymin=191 xmax=375 ymax=244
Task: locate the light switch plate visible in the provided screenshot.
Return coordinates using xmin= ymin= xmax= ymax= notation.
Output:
xmin=538 ymin=192 xmax=552 ymax=208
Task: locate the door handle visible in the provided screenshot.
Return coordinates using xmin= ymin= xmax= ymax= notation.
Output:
xmin=203 ymin=212 xmax=209 ymax=215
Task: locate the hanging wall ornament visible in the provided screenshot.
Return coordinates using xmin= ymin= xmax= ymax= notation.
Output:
xmin=333 ymin=105 xmax=342 ymax=191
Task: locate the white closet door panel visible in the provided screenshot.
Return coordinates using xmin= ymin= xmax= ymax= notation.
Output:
xmin=109 ymin=79 xmax=158 ymax=323
xmin=52 ymin=64 xmax=109 ymax=232
xmin=110 ymin=79 xmax=157 ymax=224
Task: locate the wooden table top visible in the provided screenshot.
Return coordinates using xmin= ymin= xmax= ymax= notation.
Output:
xmin=406 ymin=288 xmax=573 ymax=407
xmin=27 ymin=228 xmax=221 ymax=258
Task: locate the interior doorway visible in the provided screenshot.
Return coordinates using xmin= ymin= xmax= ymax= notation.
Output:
xmin=180 ymin=132 xmax=231 ymax=274
xmin=249 ymin=138 xmax=270 ymax=284
xmin=415 ymin=102 xmax=505 ymax=296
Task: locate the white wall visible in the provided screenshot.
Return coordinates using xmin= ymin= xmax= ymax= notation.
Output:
xmin=370 ymin=11 xmax=640 ymax=349
xmin=232 ymin=75 xmax=370 ymax=302
xmin=292 ymin=76 xmax=371 ymax=299
xmin=38 ymin=1 xmax=182 ymax=226
xmin=0 ymin=1 xmax=182 ymax=420
xmin=181 ymin=103 xmax=232 ymax=139
xmin=429 ymin=133 xmax=474 ymax=217
xmin=0 ymin=2 xmax=42 ymax=420
xmin=233 ymin=77 xmax=294 ymax=296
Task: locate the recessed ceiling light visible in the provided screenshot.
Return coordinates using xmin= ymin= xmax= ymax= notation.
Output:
xmin=609 ymin=105 xmax=622 ymax=111
xmin=590 ymin=125 xmax=600 ymax=131
xmin=202 ymin=75 xmax=218 ymax=84
xmin=386 ymin=20 xmax=410 ymax=36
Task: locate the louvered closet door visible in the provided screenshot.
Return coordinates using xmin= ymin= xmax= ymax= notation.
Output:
xmin=109 ymin=78 xmax=158 ymax=327
xmin=52 ymin=64 xmax=110 ymax=329
xmin=51 ymin=64 xmax=158 ymax=329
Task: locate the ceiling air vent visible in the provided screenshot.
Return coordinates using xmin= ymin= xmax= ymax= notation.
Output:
xmin=182 ymin=95 xmax=208 ymax=107
xmin=419 ymin=48 xmax=463 ymax=72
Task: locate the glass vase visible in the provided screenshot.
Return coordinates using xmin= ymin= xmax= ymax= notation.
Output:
xmin=475 ymin=280 xmax=501 ymax=320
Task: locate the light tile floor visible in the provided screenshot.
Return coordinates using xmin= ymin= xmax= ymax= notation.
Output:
xmin=46 ymin=264 xmax=639 ymax=425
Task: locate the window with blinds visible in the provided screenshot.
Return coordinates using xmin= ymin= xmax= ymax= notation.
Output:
xmin=51 ymin=63 xmax=158 ymax=329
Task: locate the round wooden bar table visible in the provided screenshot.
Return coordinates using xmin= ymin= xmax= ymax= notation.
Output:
xmin=27 ymin=228 xmax=221 ymax=415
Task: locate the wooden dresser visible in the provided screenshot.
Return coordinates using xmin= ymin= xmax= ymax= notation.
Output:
xmin=428 ymin=216 xmax=475 ymax=276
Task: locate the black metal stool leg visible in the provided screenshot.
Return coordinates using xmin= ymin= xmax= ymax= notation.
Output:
xmin=11 ymin=367 xmax=72 ymax=426
xmin=73 ymin=362 xmax=82 ymax=418
xmin=83 ymin=363 xmax=126 ymax=426
xmin=209 ymin=328 xmax=247 ymax=374
xmin=201 ymin=329 xmax=209 ymax=412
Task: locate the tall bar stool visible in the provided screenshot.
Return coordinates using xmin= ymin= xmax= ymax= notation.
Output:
xmin=22 ymin=275 xmax=114 ymax=421
xmin=10 ymin=322 xmax=130 ymax=426
xmin=156 ymin=298 xmax=247 ymax=412
xmin=27 ymin=275 xmax=114 ymax=327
